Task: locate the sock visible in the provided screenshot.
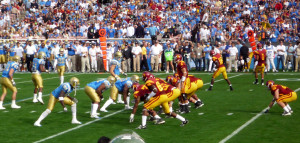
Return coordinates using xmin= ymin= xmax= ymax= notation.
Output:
xmin=210 ymin=84 xmax=213 ymax=87
xmin=92 ymin=103 xmax=98 ymax=115
xmin=0 ymin=101 xmax=3 ymax=106
xmin=12 ymin=100 xmax=16 ymax=106
xmin=71 ymin=103 xmax=77 ymax=120
xmin=286 ymin=104 xmax=292 ymax=111
xmin=36 ymin=109 xmax=51 ymax=123
xmin=33 ymin=93 xmax=37 ymax=99
xmin=170 ymin=107 xmax=173 ymax=113
xmin=197 ymin=99 xmax=201 ymax=102
xmin=142 ymin=115 xmax=147 ymax=126
xmin=261 ymin=79 xmax=264 ymax=83
xmin=91 ymin=103 xmax=93 ymax=115
xmin=154 ymin=115 xmax=161 ymax=119
xmin=60 ymin=76 xmax=64 ymax=84
xmin=117 ymin=94 xmax=122 ymax=101
xmin=38 ymin=92 xmax=42 ymax=99
xmin=126 ymin=97 xmax=130 ymax=106
xmin=101 ymin=98 xmax=113 ymax=110
xmin=283 ymin=106 xmax=290 ymax=113
xmin=175 ymin=114 xmax=185 ymax=122
xmin=229 ymin=84 xmax=232 ymax=87
xmin=255 ymin=78 xmax=258 ymax=83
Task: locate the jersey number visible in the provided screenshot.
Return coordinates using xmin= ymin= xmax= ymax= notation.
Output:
xmin=156 ymin=82 xmax=164 ymax=92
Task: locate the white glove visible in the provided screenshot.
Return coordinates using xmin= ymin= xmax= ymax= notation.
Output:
xmin=129 ymin=113 xmax=134 ymax=123
xmin=12 ymin=80 xmax=16 ymax=86
xmin=63 ymin=107 xmax=68 ymax=112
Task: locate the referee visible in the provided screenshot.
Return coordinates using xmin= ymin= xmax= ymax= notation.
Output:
xmin=25 ymin=41 xmax=37 ymax=72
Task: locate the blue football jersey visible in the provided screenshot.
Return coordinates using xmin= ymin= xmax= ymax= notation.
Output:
xmin=32 ymin=58 xmax=45 ymax=73
xmin=2 ymin=61 xmax=19 ymax=78
xmin=0 ymin=45 xmax=6 ymax=55
xmin=110 ymin=59 xmax=121 ymax=75
xmin=87 ymin=79 xmax=111 ymax=90
xmin=55 ymin=54 xmax=67 ymax=66
xmin=52 ymin=83 xmax=73 ymax=98
xmin=115 ymin=78 xmax=133 ymax=91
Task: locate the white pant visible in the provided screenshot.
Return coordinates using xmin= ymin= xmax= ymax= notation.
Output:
xmin=266 ymin=58 xmax=276 ymax=71
xmin=227 ymin=56 xmax=237 ymax=72
xmin=106 ymin=59 xmax=112 ymax=72
xmin=90 ymin=56 xmax=97 ymax=71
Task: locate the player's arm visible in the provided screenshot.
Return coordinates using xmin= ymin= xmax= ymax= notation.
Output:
xmin=214 ymin=60 xmax=219 ymax=68
xmin=132 ymin=95 xmax=140 ymax=115
xmin=96 ymin=84 xmax=106 ymax=100
xmin=146 ymin=85 xmax=157 ymax=101
xmin=53 ymin=58 xmax=57 ymax=69
xmin=109 ymin=64 xmax=118 ymax=77
xmin=265 ymin=90 xmax=279 ymax=113
xmin=58 ymin=90 xmax=67 ymax=111
xmin=123 ymin=84 xmax=130 ymax=98
xmin=9 ymin=68 xmax=16 ymax=86
xmin=39 ymin=64 xmax=48 ymax=72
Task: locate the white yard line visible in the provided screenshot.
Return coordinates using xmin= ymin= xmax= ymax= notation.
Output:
xmin=17 ymin=73 xmax=78 ymax=84
xmin=219 ymin=87 xmax=300 ymax=143
xmin=32 ymin=74 xmax=243 ymax=143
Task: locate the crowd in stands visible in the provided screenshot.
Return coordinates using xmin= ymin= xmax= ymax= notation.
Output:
xmin=0 ymin=0 xmax=300 ymax=72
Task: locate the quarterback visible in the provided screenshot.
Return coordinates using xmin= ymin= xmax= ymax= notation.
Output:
xmin=253 ymin=43 xmax=266 ymax=85
xmin=34 ymin=77 xmax=81 ymax=126
xmin=0 ymin=56 xmax=21 ymax=109
xmin=54 ymin=48 xmax=69 ymax=85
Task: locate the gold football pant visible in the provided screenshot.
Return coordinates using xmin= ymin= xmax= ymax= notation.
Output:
xmin=277 ymin=92 xmax=297 ymax=103
xmin=144 ymin=94 xmax=170 ymax=114
xmin=0 ymin=55 xmax=6 ymax=63
xmin=85 ymin=86 xmax=100 ymax=103
xmin=47 ymin=94 xmax=75 ymax=111
xmin=1 ymin=77 xmax=17 ymax=94
xmin=32 ymin=74 xmax=43 ymax=88
xmin=110 ymin=85 xmax=120 ymax=101
xmin=57 ymin=66 xmax=65 ymax=76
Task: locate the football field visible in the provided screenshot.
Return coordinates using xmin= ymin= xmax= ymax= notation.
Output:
xmin=0 ymin=72 xmax=300 ymax=143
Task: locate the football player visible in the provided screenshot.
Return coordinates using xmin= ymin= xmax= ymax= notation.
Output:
xmin=32 ymin=52 xmax=49 ymax=104
xmin=173 ymin=55 xmax=198 ymax=113
xmin=253 ymin=43 xmax=266 ymax=85
xmin=129 ymin=83 xmax=164 ymax=124
xmin=34 ymin=77 xmax=81 ymax=127
xmin=208 ymin=50 xmax=233 ymax=91
xmin=85 ymin=76 xmax=116 ymax=118
xmin=136 ymin=72 xmax=188 ymax=129
xmin=264 ymin=80 xmax=297 ymax=116
xmin=0 ymin=40 xmax=8 ymax=71
xmin=110 ymin=51 xmax=127 ymax=104
xmin=54 ymin=48 xmax=69 ymax=85
xmin=0 ymin=56 xmax=21 ymax=109
xmin=100 ymin=75 xmax=138 ymax=112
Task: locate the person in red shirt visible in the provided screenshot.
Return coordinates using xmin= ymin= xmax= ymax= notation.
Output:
xmin=208 ymin=50 xmax=233 ymax=91
xmin=265 ymin=80 xmax=297 ymax=116
xmin=253 ymin=43 xmax=267 ymax=85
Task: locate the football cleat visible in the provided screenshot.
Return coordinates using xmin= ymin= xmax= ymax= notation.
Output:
xmin=282 ymin=111 xmax=291 ymax=116
xmin=230 ymin=86 xmax=233 ymax=91
xmin=91 ymin=114 xmax=101 ymax=119
xmin=100 ymin=109 xmax=108 ymax=112
xmin=148 ymin=116 xmax=155 ymax=121
xmin=111 ymin=102 xmax=116 ymax=105
xmin=72 ymin=119 xmax=82 ymax=124
xmin=0 ymin=106 xmax=6 ymax=110
xmin=289 ymin=110 xmax=293 ymax=114
xmin=208 ymin=87 xmax=212 ymax=91
xmin=136 ymin=125 xmax=147 ymax=129
xmin=195 ymin=101 xmax=204 ymax=109
xmin=33 ymin=98 xmax=38 ymax=103
xmin=261 ymin=82 xmax=264 ymax=86
xmin=11 ymin=104 xmax=21 ymax=109
xmin=37 ymin=97 xmax=44 ymax=105
xmin=117 ymin=100 xmax=124 ymax=104
xmin=125 ymin=105 xmax=133 ymax=110
xmin=180 ymin=120 xmax=189 ymax=127
xmin=34 ymin=122 xmax=42 ymax=127
xmin=154 ymin=118 xmax=165 ymax=125
xmin=253 ymin=81 xmax=258 ymax=85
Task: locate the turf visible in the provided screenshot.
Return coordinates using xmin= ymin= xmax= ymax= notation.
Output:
xmin=0 ymin=72 xmax=299 ymax=143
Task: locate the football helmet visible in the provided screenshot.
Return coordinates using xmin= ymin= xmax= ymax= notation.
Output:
xmin=59 ymin=48 xmax=64 ymax=55
xmin=174 ymin=54 xmax=183 ymax=63
xmin=115 ymin=51 xmax=122 ymax=61
xmin=142 ymin=71 xmax=154 ymax=81
xmin=107 ymin=76 xmax=116 ymax=84
xmin=257 ymin=43 xmax=262 ymax=49
xmin=38 ymin=52 xmax=46 ymax=60
xmin=132 ymin=82 xmax=140 ymax=91
xmin=210 ymin=50 xmax=216 ymax=56
xmin=173 ymin=73 xmax=180 ymax=79
xmin=70 ymin=77 xmax=80 ymax=88
xmin=266 ymin=80 xmax=274 ymax=89
xmin=11 ymin=55 xmax=21 ymax=63
xmin=131 ymin=75 xmax=140 ymax=83
xmin=166 ymin=75 xmax=174 ymax=83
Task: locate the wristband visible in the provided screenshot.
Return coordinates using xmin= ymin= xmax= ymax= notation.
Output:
xmin=59 ymin=97 xmax=64 ymax=101
xmin=181 ymin=76 xmax=186 ymax=82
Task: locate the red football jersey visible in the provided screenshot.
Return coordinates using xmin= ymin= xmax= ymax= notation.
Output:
xmin=212 ymin=53 xmax=225 ymax=67
xmin=145 ymin=78 xmax=165 ymax=95
xmin=133 ymin=84 xmax=150 ymax=100
xmin=254 ymin=49 xmax=266 ymax=66
xmin=271 ymin=84 xmax=293 ymax=96
xmin=156 ymin=78 xmax=167 ymax=84
xmin=177 ymin=60 xmax=188 ymax=78
xmin=188 ymin=75 xmax=201 ymax=82
xmin=161 ymin=83 xmax=175 ymax=93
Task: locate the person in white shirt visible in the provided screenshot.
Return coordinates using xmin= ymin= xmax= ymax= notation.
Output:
xmin=126 ymin=24 xmax=135 ymax=37
xmin=25 ymin=41 xmax=37 ymax=72
xmin=50 ymin=42 xmax=60 ymax=71
xmin=75 ymin=41 xmax=82 ymax=72
xmin=276 ymin=41 xmax=286 ymax=71
xmin=106 ymin=43 xmax=114 ymax=72
xmin=81 ymin=42 xmax=90 ymax=72
xmin=89 ymin=42 xmax=98 ymax=72
xmin=264 ymin=41 xmax=277 ymax=72
xmin=227 ymin=43 xmax=239 ymax=72
xmin=150 ymin=41 xmax=163 ymax=72
xmin=131 ymin=42 xmax=142 ymax=72
xmin=14 ymin=42 xmax=24 ymax=71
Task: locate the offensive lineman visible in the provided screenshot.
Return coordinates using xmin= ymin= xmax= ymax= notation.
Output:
xmin=32 ymin=52 xmax=49 ymax=104
xmin=0 ymin=56 xmax=21 ymax=109
xmin=54 ymin=48 xmax=69 ymax=84
xmin=34 ymin=77 xmax=81 ymax=126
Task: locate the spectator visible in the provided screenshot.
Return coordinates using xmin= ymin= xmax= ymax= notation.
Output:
xmin=193 ymin=42 xmax=204 ymax=71
xmin=295 ymin=43 xmax=300 ymax=72
xmin=81 ymin=42 xmax=90 ymax=73
xmin=67 ymin=41 xmax=77 ymax=72
xmin=25 ymin=41 xmax=37 ymax=72
xmin=89 ymin=42 xmax=98 ymax=72
xmin=164 ymin=43 xmax=174 ymax=73
xmin=141 ymin=41 xmax=149 ymax=71
xmin=122 ymin=43 xmax=131 ymax=73
xmin=131 ymin=41 xmax=142 ymax=72
xmin=150 ymin=41 xmax=162 ymax=72
xmin=277 ymin=40 xmax=286 ymax=71
xmin=285 ymin=42 xmax=295 ymax=72
xmin=227 ymin=42 xmax=239 ymax=72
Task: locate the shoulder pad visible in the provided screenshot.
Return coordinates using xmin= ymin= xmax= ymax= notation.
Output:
xmin=103 ymin=80 xmax=111 ymax=89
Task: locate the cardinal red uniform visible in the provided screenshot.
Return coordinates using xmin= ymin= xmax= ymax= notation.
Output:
xmin=133 ymin=85 xmax=150 ymax=101
xmin=254 ymin=49 xmax=266 ymax=74
xmin=270 ymin=84 xmax=297 ymax=103
xmin=212 ymin=53 xmax=228 ymax=79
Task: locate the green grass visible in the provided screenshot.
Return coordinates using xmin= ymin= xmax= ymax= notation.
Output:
xmin=0 ymin=72 xmax=300 ymax=143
